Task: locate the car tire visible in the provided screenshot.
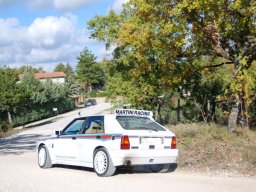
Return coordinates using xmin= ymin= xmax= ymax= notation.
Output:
xmin=93 ymin=148 xmax=116 ymax=177
xmin=149 ymin=163 xmax=177 ymax=173
xmin=38 ymin=145 xmax=53 ymax=169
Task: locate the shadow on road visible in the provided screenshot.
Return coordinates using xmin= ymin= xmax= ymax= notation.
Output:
xmin=52 ymin=164 xmax=177 ymax=176
xmin=25 ymin=120 xmax=53 ymax=128
xmin=24 ymin=116 xmax=63 ymax=129
xmin=0 ymin=134 xmax=46 ymax=155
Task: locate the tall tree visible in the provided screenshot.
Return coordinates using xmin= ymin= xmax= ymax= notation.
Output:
xmin=66 ymin=73 xmax=81 ymax=99
xmin=65 ymin=63 xmax=74 ymax=77
xmin=54 ymin=62 xmax=74 ymax=80
xmin=0 ymin=67 xmax=23 ymax=124
xmin=76 ymin=48 xmax=104 ymax=93
xmin=88 ymin=3 xmax=191 ymax=116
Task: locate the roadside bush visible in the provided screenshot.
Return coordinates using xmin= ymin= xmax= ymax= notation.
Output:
xmin=89 ymin=89 xmax=97 ymax=97
xmin=97 ymin=91 xmax=108 ymax=97
xmin=0 ymin=121 xmax=12 ymax=132
xmin=12 ymin=98 xmax=75 ymax=127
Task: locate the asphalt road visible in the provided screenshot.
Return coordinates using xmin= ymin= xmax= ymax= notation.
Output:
xmin=0 ymin=103 xmax=255 ymax=192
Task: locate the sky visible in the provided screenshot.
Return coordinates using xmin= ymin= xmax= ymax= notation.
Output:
xmin=0 ymin=0 xmax=129 ymax=71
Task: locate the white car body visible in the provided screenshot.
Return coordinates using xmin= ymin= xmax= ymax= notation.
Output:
xmin=36 ymin=109 xmax=178 ymax=176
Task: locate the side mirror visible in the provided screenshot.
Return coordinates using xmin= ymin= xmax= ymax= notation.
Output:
xmin=55 ymin=130 xmax=62 ymax=136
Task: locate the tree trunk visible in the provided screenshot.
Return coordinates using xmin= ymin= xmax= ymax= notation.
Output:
xmin=228 ymin=104 xmax=239 ymax=132
xmin=7 ymin=109 xmax=13 ymax=125
xmin=177 ymin=98 xmax=180 ymax=124
xmin=207 ymin=99 xmax=211 ymax=121
xmin=244 ymin=102 xmax=249 ymax=129
xmin=155 ymin=101 xmax=162 ymax=123
xmin=211 ymin=98 xmax=216 ymax=122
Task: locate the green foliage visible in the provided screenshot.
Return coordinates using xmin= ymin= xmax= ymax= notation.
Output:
xmin=88 ymin=0 xmax=256 ymax=128
xmin=97 ymin=91 xmax=109 ymax=97
xmin=87 ymin=0 xmax=193 ymax=110
xmin=0 ymin=67 xmax=21 ymax=111
xmin=89 ymin=89 xmax=97 ymax=98
xmin=76 ymin=48 xmax=105 ymax=93
xmin=0 ymin=66 xmax=25 ymax=124
xmin=18 ymin=65 xmax=44 ymax=74
xmin=12 ymin=98 xmax=74 ymax=126
xmin=0 ymin=121 xmax=12 ymax=133
xmin=0 ymin=66 xmax=75 ymax=127
xmin=18 ymin=70 xmax=43 ymax=107
xmin=66 ymin=73 xmax=80 ymax=98
xmin=88 ymin=9 xmax=123 ymax=49
xmin=31 ymin=79 xmax=68 ymax=104
xmin=54 ymin=63 xmax=66 ymax=72
xmin=54 ymin=63 xmax=74 ymax=79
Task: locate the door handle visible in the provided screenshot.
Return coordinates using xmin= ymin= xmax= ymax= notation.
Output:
xmin=72 ymin=137 xmax=76 ymax=140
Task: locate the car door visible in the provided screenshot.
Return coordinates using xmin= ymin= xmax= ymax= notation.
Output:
xmin=54 ymin=118 xmax=86 ymax=164
xmin=78 ymin=116 xmax=105 ymax=164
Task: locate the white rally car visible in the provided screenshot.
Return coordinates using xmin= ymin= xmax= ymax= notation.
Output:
xmin=36 ymin=109 xmax=178 ymax=177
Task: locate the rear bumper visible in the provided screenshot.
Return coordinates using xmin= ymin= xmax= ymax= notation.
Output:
xmin=108 ymin=149 xmax=178 ymax=166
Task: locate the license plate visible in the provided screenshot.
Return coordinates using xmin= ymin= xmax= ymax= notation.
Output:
xmin=140 ymin=137 xmax=163 ymax=144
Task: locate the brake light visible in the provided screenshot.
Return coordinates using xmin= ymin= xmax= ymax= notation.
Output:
xmin=171 ymin=137 xmax=176 ymax=149
xmin=121 ymin=135 xmax=130 ymax=150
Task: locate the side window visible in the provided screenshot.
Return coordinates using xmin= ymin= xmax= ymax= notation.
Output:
xmin=83 ymin=116 xmax=104 ymax=134
xmin=62 ymin=119 xmax=86 ymax=135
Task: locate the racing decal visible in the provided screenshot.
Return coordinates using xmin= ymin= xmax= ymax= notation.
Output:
xmin=77 ymin=135 xmax=98 ymax=139
xmin=115 ymin=109 xmax=153 ymax=118
xmin=100 ymin=135 xmax=112 ymax=139
xmin=38 ymin=134 xmax=122 ymax=142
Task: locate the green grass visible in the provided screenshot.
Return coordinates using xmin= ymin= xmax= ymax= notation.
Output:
xmin=168 ymin=123 xmax=256 ymax=176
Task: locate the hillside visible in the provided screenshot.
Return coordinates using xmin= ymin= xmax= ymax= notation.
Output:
xmin=168 ymin=123 xmax=256 ymax=176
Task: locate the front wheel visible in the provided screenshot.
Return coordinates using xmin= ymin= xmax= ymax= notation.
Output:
xmin=93 ymin=148 xmax=116 ymax=177
xmin=38 ymin=145 xmax=52 ymax=168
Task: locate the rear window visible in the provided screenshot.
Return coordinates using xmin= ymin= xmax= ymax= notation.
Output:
xmin=116 ymin=116 xmax=166 ymax=131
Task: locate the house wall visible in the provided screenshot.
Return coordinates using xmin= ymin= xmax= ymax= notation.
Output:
xmin=39 ymin=77 xmax=65 ymax=84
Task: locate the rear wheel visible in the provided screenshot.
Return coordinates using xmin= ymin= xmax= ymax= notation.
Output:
xmin=38 ymin=145 xmax=52 ymax=168
xmin=93 ymin=148 xmax=116 ymax=177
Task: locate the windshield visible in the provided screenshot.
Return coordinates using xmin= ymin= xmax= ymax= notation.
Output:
xmin=116 ymin=116 xmax=166 ymax=131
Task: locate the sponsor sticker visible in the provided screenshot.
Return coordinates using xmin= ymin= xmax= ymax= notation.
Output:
xmin=115 ymin=109 xmax=153 ymax=117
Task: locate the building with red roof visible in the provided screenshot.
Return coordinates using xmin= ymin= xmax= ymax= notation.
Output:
xmin=19 ymin=72 xmax=66 ymax=84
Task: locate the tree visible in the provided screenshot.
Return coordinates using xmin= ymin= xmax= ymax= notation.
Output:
xmin=175 ymin=0 xmax=256 ymax=131
xmin=18 ymin=68 xmax=43 ymax=107
xmin=88 ymin=0 xmax=256 ymax=129
xmin=0 ymin=67 xmax=23 ymax=124
xmin=32 ymin=79 xmax=68 ymax=104
xmin=76 ymin=48 xmax=104 ymax=93
xmin=18 ymin=65 xmax=44 ymax=74
xmin=88 ymin=2 xmax=191 ymax=118
xmin=65 ymin=63 xmax=74 ymax=77
xmin=54 ymin=63 xmax=74 ymax=79
xmin=54 ymin=63 xmax=66 ymax=73
xmin=66 ymin=73 xmax=81 ymax=100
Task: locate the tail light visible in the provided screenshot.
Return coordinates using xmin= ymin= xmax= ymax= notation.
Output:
xmin=121 ymin=135 xmax=130 ymax=150
xmin=171 ymin=137 xmax=176 ymax=149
